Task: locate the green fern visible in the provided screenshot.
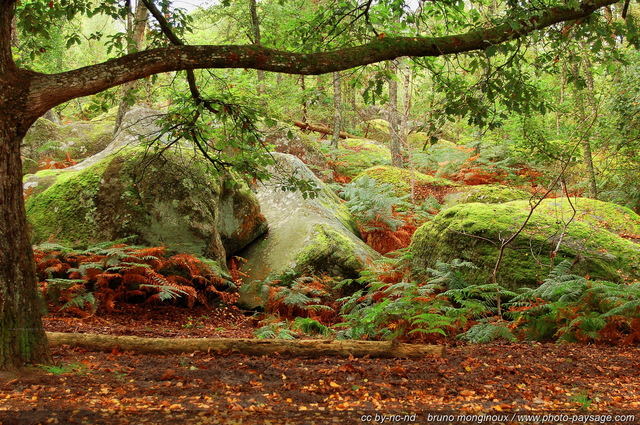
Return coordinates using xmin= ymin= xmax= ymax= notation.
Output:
xmin=255 ymin=322 xmax=296 ymax=339
xmin=339 ymin=176 xmax=408 ymax=231
xmin=61 ymin=291 xmax=97 ymax=314
xmin=292 ymin=317 xmax=333 ymax=337
xmin=459 ymin=321 xmax=516 ymax=343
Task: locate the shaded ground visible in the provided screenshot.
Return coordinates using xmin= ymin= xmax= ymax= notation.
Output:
xmin=1 ymin=307 xmax=640 ymax=425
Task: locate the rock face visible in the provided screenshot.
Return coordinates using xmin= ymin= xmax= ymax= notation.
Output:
xmin=265 ymin=124 xmax=328 ymax=175
xmin=410 ymin=198 xmax=640 ymax=289
xmin=24 ymin=109 xmax=267 ymax=273
xmin=239 ymin=153 xmax=380 ymax=305
xmin=21 ymin=114 xmax=115 ymax=174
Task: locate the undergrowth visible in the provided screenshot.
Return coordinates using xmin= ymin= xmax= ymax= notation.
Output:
xmin=35 ymin=241 xmax=236 ymax=316
xmin=329 ymin=255 xmax=640 ymax=345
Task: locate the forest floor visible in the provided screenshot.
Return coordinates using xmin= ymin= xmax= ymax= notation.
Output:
xmin=1 ymin=306 xmax=640 ymax=425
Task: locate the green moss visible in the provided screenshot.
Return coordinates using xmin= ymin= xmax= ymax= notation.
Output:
xmin=25 ymin=156 xmax=115 ymax=246
xmin=356 ymin=119 xmax=391 ymax=143
xmin=411 ymin=199 xmax=640 ymax=289
xmin=355 ymin=165 xmax=458 ymax=199
xmin=443 ymin=185 xmax=531 ymax=207
xmin=334 ymin=138 xmax=391 ymax=178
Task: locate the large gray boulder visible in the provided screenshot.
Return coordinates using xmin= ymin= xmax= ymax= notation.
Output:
xmin=239 ymin=153 xmax=379 ymax=306
xmin=24 ymin=109 xmax=267 ymax=274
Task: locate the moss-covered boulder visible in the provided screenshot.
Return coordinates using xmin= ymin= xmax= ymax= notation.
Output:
xmin=410 ymin=198 xmax=640 ymax=289
xmin=442 ymin=185 xmax=531 ymax=207
xmin=354 ymin=165 xmax=459 ymax=203
xmin=239 ymin=153 xmax=379 ymax=308
xmin=26 ymin=147 xmax=267 ymax=268
xmin=265 ymin=124 xmax=328 ymax=174
xmin=334 ymin=138 xmax=391 ymax=179
xmin=21 ymin=115 xmax=114 ymax=174
xmin=357 ymin=119 xmax=391 ymax=143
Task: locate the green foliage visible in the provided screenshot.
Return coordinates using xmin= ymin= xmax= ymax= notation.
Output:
xmin=507 ymin=260 xmax=640 ymax=343
xmin=255 ymin=321 xmax=296 ymax=339
xmin=335 ymin=255 xmax=456 ymax=340
xmin=291 ymin=317 xmax=333 ymax=337
xmin=459 ymin=321 xmax=516 ymax=343
xmin=340 ymin=176 xmax=407 ymax=232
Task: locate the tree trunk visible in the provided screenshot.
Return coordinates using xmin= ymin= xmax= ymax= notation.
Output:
xmin=249 ymin=0 xmax=265 ymax=95
xmin=331 ymin=71 xmax=342 ymax=149
xmin=300 ymin=75 xmax=308 ymax=122
xmin=571 ymin=58 xmax=598 ymax=199
xmin=0 ymin=0 xmax=51 ymax=371
xmin=46 ymin=332 xmax=444 ymax=358
xmin=114 ymin=0 xmax=149 ymax=132
xmin=0 ymin=109 xmax=52 ymax=371
xmin=388 ymin=60 xmax=404 ymax=167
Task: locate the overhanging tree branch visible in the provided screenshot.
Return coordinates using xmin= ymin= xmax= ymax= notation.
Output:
xmin=25 ymin=0 xmax=618 ymax=117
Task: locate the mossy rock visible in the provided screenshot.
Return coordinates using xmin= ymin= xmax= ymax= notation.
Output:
xmin=334 ymin=138 xmax=391 ymax=179
xmin=410 ymin=198 xmax=640 ymax=290
xmin=21 ymin=117 xmax=115 ymax=174
xmin=357 ymin=119 xmax=391 ymax=143
xmin=265 ymin=124 xmax=328 ymax=173
xmin=354 ymin=165 xmax=459 ymax=203
xmin=25 ymin=147 xmax=267 ymax=268
xmin=238 ymin=153 xmax=379 ymax=308
xmin=443 ymin=185 xmax=531 ymax=207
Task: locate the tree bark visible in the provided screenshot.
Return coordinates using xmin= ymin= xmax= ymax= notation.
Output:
xmin=388 ymin=60 xmax=404 ymax=167
xmin=331 ymin=71 xmax=342 ymax=149
xmin=114 ymin=0 xmax=149 ymax=132
xmin=0 ymin=47 xmax=52 ymax=369
xmin=249 ymin=0 xmax=265 ymax=95
xmin=46 ymin=332 xmax=444 ymax=358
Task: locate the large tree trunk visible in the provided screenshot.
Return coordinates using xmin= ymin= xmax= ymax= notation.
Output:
xmin=0 ymin=2 xmax=51 ymax=370
xmin=0 ymin=105 xmax=52 ymax=371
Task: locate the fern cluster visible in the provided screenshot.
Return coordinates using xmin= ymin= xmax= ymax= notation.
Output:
xmin=507 ymin=260 xmax=640 ymax=343
xmin=340 ymin=176 xmax=418 ymax=254
xmin=35 ymin=242 xmax=235 ymax=315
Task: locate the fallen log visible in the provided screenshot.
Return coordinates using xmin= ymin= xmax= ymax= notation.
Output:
xmin=293 ymin=121 xmax=360 ymax=140
xmin=47 ymin=332 xmax=444 ymax=358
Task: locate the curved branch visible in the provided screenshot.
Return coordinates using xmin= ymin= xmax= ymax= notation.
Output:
xmin=26 ymin=0 xmax=618 ymax=117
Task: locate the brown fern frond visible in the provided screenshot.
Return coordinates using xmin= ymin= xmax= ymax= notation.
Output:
xmin=169 ymin=253 xmax=202 ymax=276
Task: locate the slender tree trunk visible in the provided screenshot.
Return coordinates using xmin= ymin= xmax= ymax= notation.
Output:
xmin=115 ymin=0 xmax=149 ymax=131
xmin=571 ymin=58 xmax=598 ymax=199
xmin=249 ymin=0 xmax=265 ymax=95
xmin=400 ymin=59 xmax=416 ymax=202
xmin=300 ymin=75 xmax=308 ymax=123
xmin=388 ymin=60 xmax=403 ymax=167
xmin=331 ymin=71 xmax=342 ymax=149
xmin=580 ymin=47 xmax=598 ymax=199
